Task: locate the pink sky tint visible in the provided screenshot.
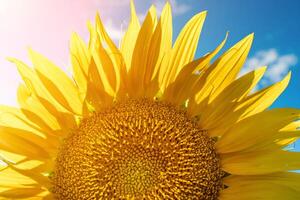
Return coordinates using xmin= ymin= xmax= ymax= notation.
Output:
xmin=0 ymin=0 xmax=131 ymax=106
xmin=0 ymin=0 xmax=188 ymax=106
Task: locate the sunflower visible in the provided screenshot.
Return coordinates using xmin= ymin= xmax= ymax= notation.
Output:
xmin=0 ymin=1 xmax=300 ymax=199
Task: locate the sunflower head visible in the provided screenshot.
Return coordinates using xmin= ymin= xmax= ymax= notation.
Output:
xmin=0 ymin=0 xmax=300 ymax=199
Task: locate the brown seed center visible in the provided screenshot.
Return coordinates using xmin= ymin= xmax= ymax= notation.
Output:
xmin=52 ymin=99 xmax=223 ymax=199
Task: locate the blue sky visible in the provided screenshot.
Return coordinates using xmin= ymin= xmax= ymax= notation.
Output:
xmin=134 ymin=0 xmax=299 ymax=108
xmin=172 ymin=0 xmax=300 ymax=150
xmin=170 ymin=0 xmax=300 ymax=107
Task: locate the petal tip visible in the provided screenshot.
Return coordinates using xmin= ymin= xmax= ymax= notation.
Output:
xmin=201 ymin=10 xmax=208 ymax=17
xmin=6 ymin=57 xmax=16 ymax=63
xmin=247 ymin=32 xmax=254 ymax=40
xmin=285 ymin=71 xmax=292 ymax=81
xmin=258 ymin=65 xmax=267 ymax=72
xmin=130 ymin=0 xmax=137 ymax=16
xmin=163 ymin=1 xmax=172 ymax=12
xmin=194 ymin=10 xmax=207 ymax=19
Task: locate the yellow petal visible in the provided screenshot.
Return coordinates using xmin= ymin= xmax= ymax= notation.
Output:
xmin=8 ymin=58 xmax=68 ymax=113
xmin=128 ymin=5 xmax=157 ymax=97
xmin=196 ymin=67 xmax=266 ymax=132
xmin=6 ymin=164 xmax=51 ymax=189
xmin=85 ymin=59 xmax=114 ymax=111
xmin=70 ymin=32 xmax=90 ymax=100
xmin=0 ymin=127 xmax=51 ymax=160
xmin=163 ymin=34 xmax=228 ymax=104
xmin=144 ymin=2 xmax=172 ymax=92
xmin=0 ymin=167 xmax=35 ymax=187
xmin=224 ymin=172 xmax=300 ymax=192
xmin=41 ymin=193 xmax=54 ymax=200
xmin=0 ymin=106 xmax=57 ymax=159
xmin=17 ymin=84 xmax=61 ymax=132
xmin=219 ymin=182 xmax=300 ymax=200
xmin=220 ymin=173 xmax=300 ymax=200
xmin=211 ymin=66 xmax=265 ymax=105
xmin=236 ymin=72 xmax=291 ymax=118
xmin=0 ymin=187 xmax=44 ymax=199
xmin=194 ymin=33 xmax=254 ymax=105
xmin=16 ymin=84 xmax=69 ymax=147
xmin=85 ymin=23 xmax=112 ymax=111
xmin=121 ymin=0 xmax=140 ymax=71
xmin=160 ymin=11 xmax=207 ymax=91
xmin=95 ymin=12 xmax=121 ymax=53
xmin=94 ymin=13 xmax=126 ymax=96
xmin=233 ymin=130 xmax=300 ymax=153
xmin=0 ymin=165 xmax=50 ymax=197
xmin=9 ymin=59 xmax=77 ymax=129
xmin=35 ymin=96 xmax=77 ymax=132
xmin=91 ymin=38 xmax=117 ymax=97
xmin=0 ymin=153 xmax=53 ymax=188
xmin=215 ymin=108 xmax=300 ymax=153
xmin=28 ymin=49 xmax=83 ymax=115
xmin=209 ymin=72 xmax=291 ymax=136
xmin=0 ymin=151 xmax=26 ymax=165
xmin=221 ymin=149 xmax=300 ymax=175
xmin=94 ymin=14 xmax=123 ymax=95
xmin=0 ymin=105 xmax=41 ymax=135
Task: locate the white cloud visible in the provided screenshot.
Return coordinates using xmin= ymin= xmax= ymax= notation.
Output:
xmin=241 ymin=48 xmax=297 ymax=89
xmin=153 ymin=0 xmax=191 ymax=16
xmin=138 ymin=0 xmax=191 ymax=21
xmin=93 ymin=0 xmax=191 ymax=15
xmin=104 ymin=19 xmax=124 ymax=43
xmin=169 ymin=0 xmax=191 ymax=15
xmin=137 ymin=13 xmax=147 ymax=22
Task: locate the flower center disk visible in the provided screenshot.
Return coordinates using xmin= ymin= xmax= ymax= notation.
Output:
xmin=52 ymin=99 xmax=223 ymax=199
